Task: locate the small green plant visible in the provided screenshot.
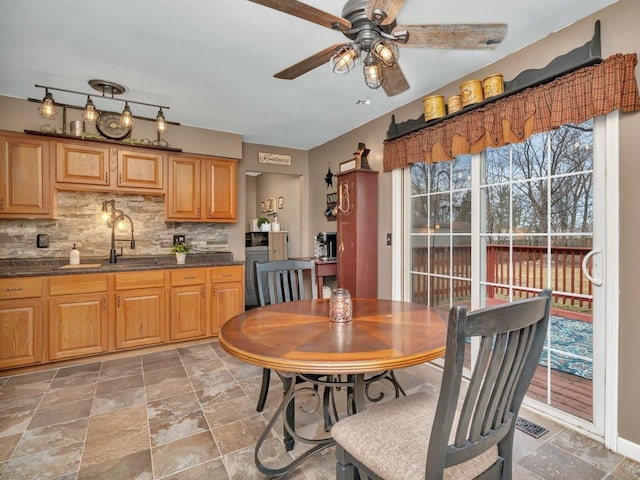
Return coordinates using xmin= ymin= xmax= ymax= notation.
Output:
xmin=257 ymin=217 xmax=269 ymax=227
xmin=170 ymin=242 xmax=191 ymax=254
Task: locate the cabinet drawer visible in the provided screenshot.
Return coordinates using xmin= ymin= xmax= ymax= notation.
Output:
xmin=49 ymin=274 xmax=108 ymax=296
xmin=0 ymin=277 xmax=42 ymax=300
xmin=210 ymin=266 xmax=243 ymax=283
xmin=116 ymin=270 xmax=166 ymax=290
xmin=171 ymin=268 xmax=206 ymax=286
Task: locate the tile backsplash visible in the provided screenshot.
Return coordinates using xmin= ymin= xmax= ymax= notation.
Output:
xmin=0 ymin=191 xmax=229 ymax=260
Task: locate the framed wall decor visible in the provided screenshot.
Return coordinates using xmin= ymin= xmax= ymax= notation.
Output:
xmin=264 ymin=197 xmax=276 ymax=212
xmin=278 ymin=196 xmax=284 ymax=209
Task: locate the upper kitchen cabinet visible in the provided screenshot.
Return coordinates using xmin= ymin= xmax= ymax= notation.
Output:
xmin=166 ymin=154 xmax=237 ymax=223
xmin=55 ymin=140 xmax=165 ymax=194
xmin=0 ymin=132 xmax=56 ymax=219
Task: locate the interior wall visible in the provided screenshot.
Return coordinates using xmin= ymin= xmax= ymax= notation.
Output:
xmin=308 ymin=0 xmax=640 ymax=449
xmin=245 ymin=175 xmax=257 ymax=230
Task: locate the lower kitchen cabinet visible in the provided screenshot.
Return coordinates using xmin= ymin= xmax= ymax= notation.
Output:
xmin=0 ymin=277 xmax=43 ymax=369
xmin=170 ymin=269 xmax=207 ymax=341
xmin=115 ymin=271 xmax=166 ymax=349
xmin=0 ymin=298 xmax=42 ymax=369
xmin=210 ymin=266 xmax=244 ymax=333
xmin=48 ymin=274 xmax=109 ymax=361
xmin=49 ymin=292 xmax=108 ymax=360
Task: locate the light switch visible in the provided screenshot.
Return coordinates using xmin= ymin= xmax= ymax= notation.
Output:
xmin=37 ymin=234 xmax=49 ymax=248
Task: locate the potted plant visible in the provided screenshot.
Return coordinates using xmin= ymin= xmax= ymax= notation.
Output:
xmin=257 ymin=217 xmax=271 ymax=232
xmin=170 ymin=242 xmax=191 ymax=264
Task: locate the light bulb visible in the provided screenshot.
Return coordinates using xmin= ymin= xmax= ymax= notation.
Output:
xmin=120 ymin=102 xmax=133 ymax=128
xmin=372 ymin=40 xmax=398 ymax=67
xmin=363 ymin=53 xmax=384 ymax=89
xmin=156 ymin=108 xmax=167 ymax=133
xmin=37 ymin=91 xmax=57 ymax=119
xmin=117 ymin=219 xmax=125 ymax=230
xmin=82 ymin=97 xmax=100 ymax=123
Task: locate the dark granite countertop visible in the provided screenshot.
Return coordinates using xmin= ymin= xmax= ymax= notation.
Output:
xmin=0 ymin=253 xmax=243 ymax=278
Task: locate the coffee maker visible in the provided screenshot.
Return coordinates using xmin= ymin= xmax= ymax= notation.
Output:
xmin=315 ymin=232 xmax=337 ymax=260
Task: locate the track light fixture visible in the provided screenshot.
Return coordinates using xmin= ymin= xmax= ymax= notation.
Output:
xmin=31 ymin=80 xmax=179 ymax=134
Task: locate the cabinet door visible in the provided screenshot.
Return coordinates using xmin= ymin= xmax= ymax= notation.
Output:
xmin=166 ymin=156 xmax=201 ymax=220
xmin=49 ymin=293 xmax=108 ymax=360
xmin=117 ymin=149 xmax=164 ymax=190
xmin=211 ymin=282 xmax=243 ymax=333
xmin=56 ymin=142 xmax=110 ymax=186
xmin=170 ymin=285 xmax=206 ymax=341
xmin=204 ymin=158 xmax=237 ymax=222
xmin=116 ymin=288 xmax=166 ymax=349
xmin=0 ymin=135 xmax=52 ymax=217
xmin=0 ymin=299 xmax=42 ymax=369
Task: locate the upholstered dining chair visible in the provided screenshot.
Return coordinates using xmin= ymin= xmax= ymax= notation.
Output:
xmin=254 ymin=259 xmax=317 ymax=412
xmin=331 ymin=289 xmax=552 ymax=480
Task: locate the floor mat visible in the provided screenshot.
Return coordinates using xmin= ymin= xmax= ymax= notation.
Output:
xmin=539 ymin=315 xmax=593 ymax=379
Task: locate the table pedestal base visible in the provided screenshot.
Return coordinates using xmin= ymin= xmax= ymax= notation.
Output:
xmin=254 ymin=370 xmax=406 ymax=478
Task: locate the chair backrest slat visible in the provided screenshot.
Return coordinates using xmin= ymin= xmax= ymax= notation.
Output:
xmin=256 ymin=260 xmax=317 ymax=306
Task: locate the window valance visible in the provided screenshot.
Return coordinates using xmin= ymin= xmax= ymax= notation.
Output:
xmin=383 ymin=53 xmax=640 ymax=172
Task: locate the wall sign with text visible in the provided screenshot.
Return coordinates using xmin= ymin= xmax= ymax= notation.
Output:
xmin=258 ymin=152 xmax=291 ymax=166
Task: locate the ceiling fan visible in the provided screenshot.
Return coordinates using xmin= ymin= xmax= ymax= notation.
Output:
xmin=249 ymin=0 xmax=507 ymax=96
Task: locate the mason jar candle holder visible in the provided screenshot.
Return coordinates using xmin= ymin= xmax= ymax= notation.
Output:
xmin=329 ymin=288 xmax=352 ymax=323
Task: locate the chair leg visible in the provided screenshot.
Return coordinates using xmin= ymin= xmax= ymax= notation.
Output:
xmin=336 ymin=445 xmax=357 ymax=480
xmin=256 ymin=368 xmax=271 ymax=412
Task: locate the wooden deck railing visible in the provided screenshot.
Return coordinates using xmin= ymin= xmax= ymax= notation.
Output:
xmin=412 ymin=244 xmax=593 ymax=309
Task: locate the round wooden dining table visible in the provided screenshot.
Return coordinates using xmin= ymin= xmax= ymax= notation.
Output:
xmin=218 ymin=298 xmax=448 ymax=478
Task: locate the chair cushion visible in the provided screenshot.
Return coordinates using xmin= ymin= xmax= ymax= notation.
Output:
xmin=331 ymin=392 xmax=498 ymax=480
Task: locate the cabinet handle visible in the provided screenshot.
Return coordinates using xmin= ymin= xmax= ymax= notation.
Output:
xmin=117 ymin=296 xmax=121 ymax=308
xmin=197 ymin=207 xmax=201 ymax=216
xmin=0 ymin=198 xmax=4 ymax=210
xmin=102 ymin=298 xmax=107 ymax=309
xmin=183 ymin=275 xmax=196 ymax=279
xmin=3 ymin=287 xmax=23 ymax=291
xmin=222 ymin=274 xmax=232 ymax=278
xmin=119 ymin=173 xmax=122 ymax=183
xmin=201 ymin=286 xmax=205 ymax=298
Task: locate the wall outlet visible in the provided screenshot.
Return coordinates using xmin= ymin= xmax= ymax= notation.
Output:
xmin=173 ymin=234 xmax=186 ymax=246
xmin=37 ymin=234 xmax=49 ymax=248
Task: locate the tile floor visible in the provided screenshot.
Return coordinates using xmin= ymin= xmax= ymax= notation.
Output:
xmin=0 ymin=340 xmax=639 ymax=480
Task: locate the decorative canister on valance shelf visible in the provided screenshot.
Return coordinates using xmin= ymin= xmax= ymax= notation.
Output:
xmin=447 ymin=95 xmax=462 ymax=114
xmin=69 ymin=120 xmax=84 ymax=137
xmin=460 ymin=79 xmax=484 ymax=107
xmin=482 ymin=74 xmax=504 ymax=98
xmin=422 ymin=95 xmax=445 ymax=121
xmin=329 ymin=288 xmax=352 ymax=323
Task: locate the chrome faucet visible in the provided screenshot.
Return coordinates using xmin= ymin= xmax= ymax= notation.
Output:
xmin=101 ymin=199 xmax=136 ymax=263
xmin=109 ymin=212 xmax=136 ymax=263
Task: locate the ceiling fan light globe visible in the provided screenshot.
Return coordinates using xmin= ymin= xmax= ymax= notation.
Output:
xmin=373 ymin=39 xmax=398 ymax=67
xmin=363 ymin=62 xmax=383 ymax=89
xmin=330 ymin=44 xmax=359 ymax=74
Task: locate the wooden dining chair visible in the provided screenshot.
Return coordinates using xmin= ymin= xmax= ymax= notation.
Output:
xmin=254 ymin=259 xmax=317 ymax=412
xmin=331 ymin=289 xmax=552 ymax=480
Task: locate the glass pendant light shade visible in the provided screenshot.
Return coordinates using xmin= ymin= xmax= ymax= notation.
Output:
xmin=330 ymin=44 xmax=359 ymax=74
xmin=372 ymin=39 xmax=399 ymax=67
xmin=82 ymin=96 xmax=100 ymax=123
xmin=37 ymin=90 xmax=57 ymax=119
xmin=363 ymin=53 xmax=384 ymax=89
xmin=156 ymin=108 xmax=167 ymax=133
xmin=120 ymin=102 xmax=133 ymax=128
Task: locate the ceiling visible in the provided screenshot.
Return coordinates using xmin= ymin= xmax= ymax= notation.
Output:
xmin=0 ymin=0 xmax=618 ymax=150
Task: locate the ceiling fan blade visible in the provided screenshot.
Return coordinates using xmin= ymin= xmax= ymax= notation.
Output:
xmin=382 ymin=62 xmax=409 ymax=97
xmin=249 ymin=0 xmax=351 ymax=30
xmin=274 ymin=44 xmax=344 ymax=80
xmin=396 ymin=23 xmax=508 ymax=49
xmin=365 ymin=0 xmax=406 ymax=25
